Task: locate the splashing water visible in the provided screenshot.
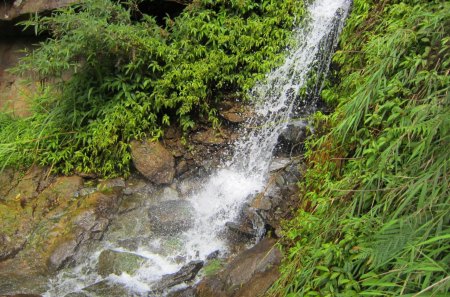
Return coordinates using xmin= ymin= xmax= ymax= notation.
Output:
xmin=44 ymin=0 xmax=351 ymax=295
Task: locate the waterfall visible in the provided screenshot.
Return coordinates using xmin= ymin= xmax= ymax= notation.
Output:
xmin=44 ymin=0 xmax=351 ymax=295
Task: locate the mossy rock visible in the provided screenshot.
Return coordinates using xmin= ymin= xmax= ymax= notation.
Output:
xmin=97 ymin=249 xmax=146 ymax=277
xmin=82 ymin=280 xmax=132 ymax=297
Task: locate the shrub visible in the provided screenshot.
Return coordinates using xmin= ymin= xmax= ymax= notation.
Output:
xmin=1 ymin=0 xmax=306 ymax=176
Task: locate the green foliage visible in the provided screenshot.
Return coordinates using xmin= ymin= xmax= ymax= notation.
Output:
xmin=0 ymin=0 xmax=306 ymax=176
xmin=201 ymin=259 xmax=224 ymax=277
xmin=271 ymin=0 xmax=449 ymax=296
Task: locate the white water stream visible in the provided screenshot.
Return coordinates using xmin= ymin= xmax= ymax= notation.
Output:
xmin=44 ymin=0 xmax=351 ymax=295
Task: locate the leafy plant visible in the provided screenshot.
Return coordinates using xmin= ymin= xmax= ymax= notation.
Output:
xmin=0 ymin=0 xmax=306 ymax=176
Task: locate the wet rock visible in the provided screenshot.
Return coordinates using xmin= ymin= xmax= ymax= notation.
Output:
xmin=152 ymin=260 xmax=204 ymax=292
xmin=191 ymin=129 xmax=227 ymax=145
xmin=276 ymin=120 xmax=310 ymax=155
xmin=48 ymin=239 xmax=78 ymax=271
xmin=103 ymin=207 xmax=151 ymax=244
xmin=97 ymin=249 xmax=146 ymax=277
xmin=0 ymin=175 xmax=83 ymax=265
xmin=0 ymin=263 xmax=49 ymax=296
xmin=251 ymin=194 xmax=272 ymax=211
xmin=167 ymin=287 xmax=197 ymax=297
xmin=176 ymin=160 xmax=189 ymax=176
xmin=5 ymin=166 xmax=50 ymax=202
xmin=0 ymin=168 xmax=19 ymax=199
xmin=73 ymin=187 xmax=96 ymax=198
xmin=158 ymin=187 xmax=180 ymax=202
xmin=73 ymin=209 xmax=98 ymax=232
xmin=131 ymin=140 xmax=175 ymax=185
xmin=219 ymin=100 xmax=252 ymax=124
xmin=269 ymin=157 xmax=291 ymax=172
xmin=118 ymin=192 xmax=151 ymax=213
xmin=220 ymin=109 xmax=246 ymax=123
xmin=97 ymin=178 xmax=125 ymax=192
xmin=206 ymin=250 xmax=220 ymax=260
xmin=82 ymin=280 xmax=131 ymax=297
xmin=124 ymin=175 xmax=152 ymax=195
xmin=148 ymin=200 xmax=194 ymax=235
xmin=275 ymin=174 xmax=285 ymax=186
xmin=178 ymin=176 xmax=203 ymax=197
xmin=225 ymin=222 xmax=256 ymax=238
xmin=196 ymin=238 xmax=282 ymax=297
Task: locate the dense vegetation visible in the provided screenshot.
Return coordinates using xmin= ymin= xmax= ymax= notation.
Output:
xmin=271 ymin=0 xmax=449 ymax=296
xmin=0 ymin=0 xmax=305 ymax=176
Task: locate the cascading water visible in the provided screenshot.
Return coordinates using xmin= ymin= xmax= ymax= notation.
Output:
xmin=44 ymin=0 xmax=351 ymax=296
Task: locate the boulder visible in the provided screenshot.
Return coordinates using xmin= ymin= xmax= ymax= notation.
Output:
xmin=97 ymin=249 xmax=146 ymax=277
xmin=196 ymin=238 xmax=282 ymax=297
xmin=147 ymin=200 xmax=194 ymax=235
xmin=81 ymin=280 xmax=131 ymax=297
xmin=130 ymin=140 xmax=175 ymax=185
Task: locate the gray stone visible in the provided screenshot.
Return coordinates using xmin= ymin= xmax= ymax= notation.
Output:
xmin=269 ymin=157 xmax=291 ymax=172
xmin=167 ymin=287 xmax=197 ymax=297
xmin=177 ymin=176 xmax=202 ymax=197
xmin=82 ymin=280 xmax=132 ymax=297
xmin=97 ymin=249 xmax=146 ymax=277
xmin=103 ymin=208 xmax=151 ymax=242
xmin=48 ymin=239 xmax=79 ymax=271
xmin=152 ymin=260 xmax=204 ymax=292
xmin=148 ymin=200 xmax=194 ymax=235
xmin=225 ymin=222 xmax=256 ymax=238
xmin=158 ymin=187 xmax=180 ymax=202
xmin=276 ymin=120 xmax=310 ymax=155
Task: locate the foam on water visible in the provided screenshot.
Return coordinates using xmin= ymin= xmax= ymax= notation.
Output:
xmin=43 ymin=0 xmax=351 ymax=295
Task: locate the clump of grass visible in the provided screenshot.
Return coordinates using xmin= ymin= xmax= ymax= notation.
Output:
xmin=271 ymin=0 xmax=450 ymax=296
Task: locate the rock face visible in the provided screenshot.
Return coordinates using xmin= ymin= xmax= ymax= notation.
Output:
xmin=0 ymin=171 xmax=125 ymax=295
xmin=131 ymin=140 xmax=175 ymax=185
xmin=196 ymin=238 xmax=282 ymax=297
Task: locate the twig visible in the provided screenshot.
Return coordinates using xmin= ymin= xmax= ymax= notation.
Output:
xmin=412 ymin=275 xmax=450 ymax=297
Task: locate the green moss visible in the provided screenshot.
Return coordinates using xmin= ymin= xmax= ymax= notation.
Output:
xmin=201 ymin=259 xmax=224 ymax=277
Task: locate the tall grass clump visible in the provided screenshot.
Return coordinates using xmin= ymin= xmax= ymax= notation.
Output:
xmin=271 ymin=0 xmax=449 ymax=296
xmin=0 ymin=0 xmax=306 ymax=176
